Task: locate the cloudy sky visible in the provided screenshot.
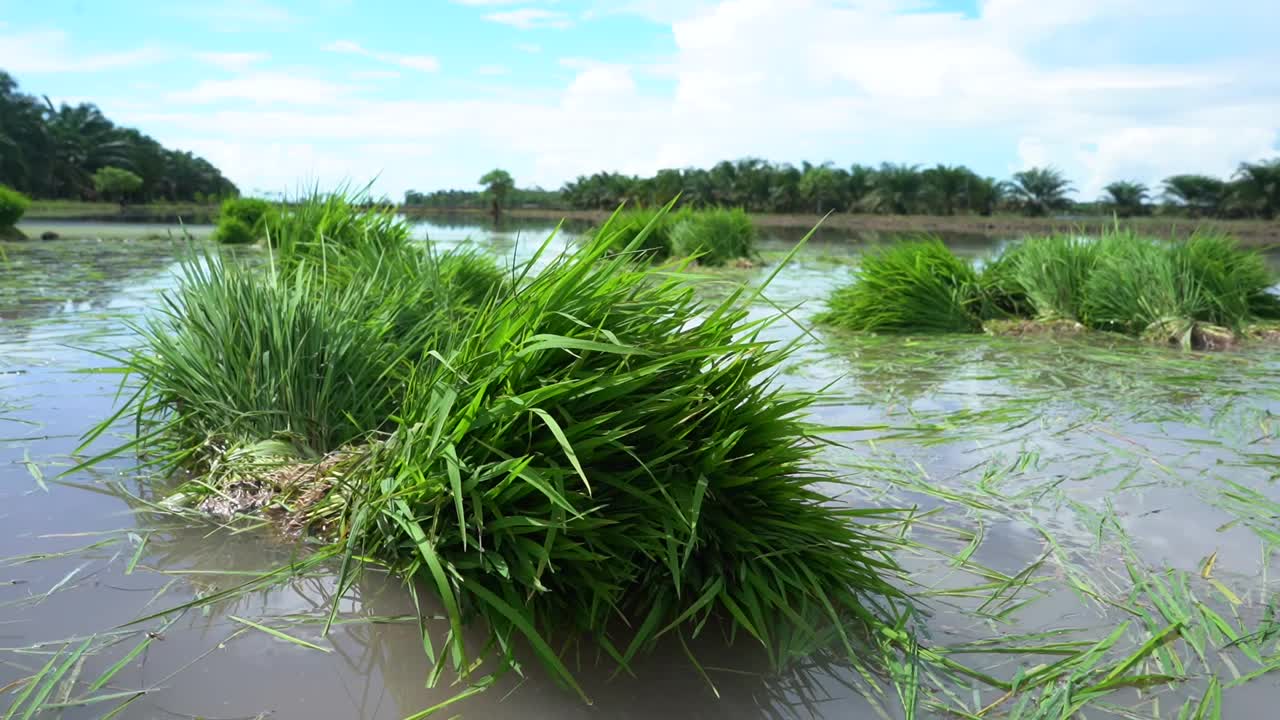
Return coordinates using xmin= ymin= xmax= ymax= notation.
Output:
xmin=2 ymin=0 xmax=1277 ymax=200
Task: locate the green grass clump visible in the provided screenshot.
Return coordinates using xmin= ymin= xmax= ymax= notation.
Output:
xmin=818 ymin=239 xmax=982 ymax=333
xmin=212 ymin=217 xmax=257 ymax=245
xmin=0 ymin=184 xmax=31 ymax=227
xmin=219 ymin=197 xmax=272 ymax=229
xmin=670 ymin=207 xmax=757 ymax=266
xmin=1079 ymin=233 xmax=1207 ymax=335
xmin=1181 ymin=232 xmax=1280 ymax=322
xmin=1010 ymin=235 xmax=1099 ymax=321
xmin=588 ymin=206 xmax=684 ymax=260
xmin=90 ymin=200 xmax=912 ymax=705
xmin=976 ymin=244 xmax=1034 ymax=319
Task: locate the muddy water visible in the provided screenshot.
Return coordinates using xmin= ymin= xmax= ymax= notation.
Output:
xmin=2 ymin=221 xmax=1278 ymax=719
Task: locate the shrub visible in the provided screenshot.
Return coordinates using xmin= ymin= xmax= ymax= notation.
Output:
xmin=212 ymin=217 xmax=257 ymax=245
xmin=0 ymin=184 xmax=31 ymax=227
xmin=92 ymin=166 xmax=143 ymax=205
xmin=1010 ymin=235 xmax=1099 ymax=321
xmin=670 ymin=207 xmax=757 ymax=265
xmin=817 ymin=239 xmax=983 ymax=333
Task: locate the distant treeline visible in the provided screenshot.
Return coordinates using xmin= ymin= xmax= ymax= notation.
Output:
xmin=406 ymin=158 xmax=1280 ymax=220
xmin=0 ymin=71 xmax=237 ymax=203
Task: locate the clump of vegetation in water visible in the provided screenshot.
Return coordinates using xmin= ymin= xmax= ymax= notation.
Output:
xmin=820 ymin=231 xmax=1280 ymax=349
xmin=975 ymin=244 xmax=1033 ymax=319
xmin=214 ymin=197 xmax=275 ymax=244
xmin=587 ymin=206 xmax=685 ymax=260
xmin=0 ymin=183 xmax=31 ymax=232
xmin=211 ymin=217 xmax=257 ymax=245
xmin=1007 ymin=235 xmax=1099 ymax=322
xmin=670 ymin=207 xmax=758 ymax=266
xmin=89 ymin=196 xmax=912 ymax=704
xmin=817 ymin=238 xmax=982 ymax=333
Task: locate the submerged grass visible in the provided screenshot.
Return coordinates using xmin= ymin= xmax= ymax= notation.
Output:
xmin=670 ymin=207 xmax=758 ymax=266
xmin=79 ymin=196 xmax=915 ymax=710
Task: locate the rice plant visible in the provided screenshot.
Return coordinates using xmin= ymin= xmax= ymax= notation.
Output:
xmin=1079 ymin=232 xmax=1208 ymax=336
xmin=670 ymin=207 xmax=757 ymax=266
xmin=587 ymin=206 xmax=685 ymax=260
xmin=1010 ymin=235 xmax=1099 ymax=321
xmin=976 ymin=244 xmax=1033 ymax=319
xmin=1180 ymin=232 xmax=1280 ymax=323
xmin=817 ymin=239 xmax=983 ymax=333
xmin=83 ymin=199 xmax=915 ymax=709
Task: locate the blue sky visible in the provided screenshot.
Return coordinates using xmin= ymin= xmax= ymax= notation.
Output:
xmin=2 ymin=0 xmax=1277 ymax=199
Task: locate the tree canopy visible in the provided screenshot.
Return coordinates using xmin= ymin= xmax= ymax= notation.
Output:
xmin=0 ymin=70 xmax=237 ymax=202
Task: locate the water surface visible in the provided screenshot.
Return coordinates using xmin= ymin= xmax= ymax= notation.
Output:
xmin=2 ymin=220 xmax=1277 ymax=718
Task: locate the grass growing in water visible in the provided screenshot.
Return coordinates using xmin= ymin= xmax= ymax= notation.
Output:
xmin=817 ymin=239 xmax=982 ymax=333
xmin=587 ymin=206 xmax=685 ymax=260
xmin=84 ymin=197 xmax=913 ymax=707
xmin=820 ymin=231 xmax=1279 ymax=346
xmin=670 ymin=207 xmax=758 ymax=266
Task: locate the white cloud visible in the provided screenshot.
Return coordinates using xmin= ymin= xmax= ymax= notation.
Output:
xmin=194 ymin=51 xmax=270 ymax=72
xmin=118 ymin=0 xmax=1279 ymax=199
xmin=325 ymin=40 xmax=441 ymax=73
xmin=167 ymin=72 xmax=355 ymax=105
xmin=0 ymin=30 xmax=164 ymax=73
xmin=476 ymin=64 xmax=511 ymax=76
xmin=484 ymin=9 xmax=574 ymax=29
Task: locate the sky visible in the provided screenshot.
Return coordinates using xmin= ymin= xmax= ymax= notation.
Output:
xmin=2 ymin=0 xmax=1278 ymax=200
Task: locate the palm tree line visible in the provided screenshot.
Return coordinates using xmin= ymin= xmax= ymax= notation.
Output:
xmin=0 ymin=71 xmax=237 ymax=203
xmin=409 ymin=158 xmax=1280 ymax=220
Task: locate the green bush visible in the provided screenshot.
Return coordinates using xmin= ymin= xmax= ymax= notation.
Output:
xmin=212 ymin=217 xmax=257 ymax=245
xmin=817 ymin=239 xmax=983 ymax=333
xmin=670 ymin=207 xmax=757 ymax=265
xmin=0 ymin=185 xmax=31 ymax=227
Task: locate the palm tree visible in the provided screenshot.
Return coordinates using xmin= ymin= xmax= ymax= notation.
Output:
xmin=1009 ymin=167 xmax=1073 ymax=216
xmin=921 ymin=164 xmax=975 ymax=215
xmin=1102 ymin=181 xmax=1149 ymax=218
xmin=41 ymin=100 xmax=131 ymax=197
xmin=869 ymin=163 xmax=925 ymax=215
xmin=798 ymin=163 xmax=843 ymax=214
xmin=479 ymin=168 xmax=515 ymax=218
xmin=1231 ymin=159 xmax=1280 ymax=219
xmin=1161 ymin=174 xmax=1226 ymax=217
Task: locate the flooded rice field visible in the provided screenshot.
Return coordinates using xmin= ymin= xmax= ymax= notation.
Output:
xmin=2 ymin=219 xmax=1278 ymax=719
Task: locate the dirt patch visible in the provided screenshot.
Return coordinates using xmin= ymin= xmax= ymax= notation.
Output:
xmin=194 ymin=450 xmax=351 ymax=536
xmin=1142 ymin=320 xmax=1238 ymax=351
xmin=984 ymin=318 xmax=1087 ymax=338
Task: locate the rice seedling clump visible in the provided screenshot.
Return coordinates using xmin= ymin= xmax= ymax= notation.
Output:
xmin=670 ymin=207 xmax=758 ymax=266
xmin=94 ymin=197 xmax=911 ymax=700
xmin=820 ymin=231 xmax=1279 ymax=348
xmin=588 ymin=206 xmax=685 ymax=260
xmin=0 ymin=184 xmax=30 ymax=228
xmin=817 ymin=238 xmax=982 ymax=333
